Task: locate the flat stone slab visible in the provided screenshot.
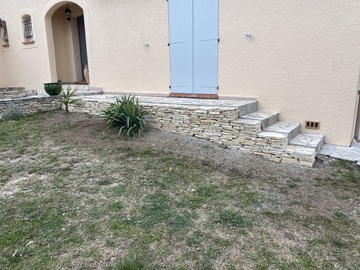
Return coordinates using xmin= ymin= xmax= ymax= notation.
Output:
xmin=242 ymin=111 xmax=279 ymax=129
xmin=263 ymin=121 xmax=301 ymax=141
xmin=320 ymin=143 xmax=360 ymax=162
xmin=76 ymin=94 xmax=258 ymax=110
xmin=36 ymin=88 xmax=101 ymax=97
xmin=241 ymin=111 xmax=278 ymax=121
xmin=264 ymin=121 xmax=300 ymax=133
xmin=0 ymin=87 xmax=25 ymax=92
xmin=257 ymin=131 xmax=287 ymax=139
xmin=289 ymin=132 xmax=325 ymax=152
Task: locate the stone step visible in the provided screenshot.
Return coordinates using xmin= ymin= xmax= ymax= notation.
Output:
xmin=0 ymin=89 xmax=37 ymax=99
xmin=289 ymin=132 xmax=325 ymax=152
xmin=263 ymin=121 xmax=301 ymax=141
xmin=38 ymin=84 xmax=102 ymax=97
xmin=0 ymin=87 xmax=25 ymax=92
xmin=237 ymin=101 xmax=258 ymax=116
xmin=61 ymin=84 xmax=90 ymax=92
xmin=241 ymin=111 xmax=279 ymax=129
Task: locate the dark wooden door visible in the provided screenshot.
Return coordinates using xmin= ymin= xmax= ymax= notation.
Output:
xmin=77 ymin=15 xmax=88 ymax=81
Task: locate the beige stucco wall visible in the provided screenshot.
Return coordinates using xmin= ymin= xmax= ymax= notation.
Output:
xmin=88 ymin=0 xmax=169 ymax=93
xmin=0 ymin=3 xmax=51 ymax=89
xmin=0 ymin=0 xmax=360 ymax=146
xmin=218 ymin=0 xmax=360 ymax=145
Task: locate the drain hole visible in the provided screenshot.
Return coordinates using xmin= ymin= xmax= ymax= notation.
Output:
xmin=305 ymin=121 xmax=320 ymax=130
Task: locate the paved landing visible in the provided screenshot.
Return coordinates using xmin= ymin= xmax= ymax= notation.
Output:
xmin=320 ymin=140 xmax=360 ymax=165
xmin=77 ymin=94 xmax=258 ymax=109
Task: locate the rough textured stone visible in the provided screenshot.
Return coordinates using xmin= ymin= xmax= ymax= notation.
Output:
xmin=0 ymin=95 xmax=318 ymax=167
xmin=0 ymin=96 xmax=60 ymax=119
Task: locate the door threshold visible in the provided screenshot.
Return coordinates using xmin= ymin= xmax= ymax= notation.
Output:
xmin=169 ymin=93 xmax=218 ymax=99
xmin=74 ymin=81 xmax=88 ymax=85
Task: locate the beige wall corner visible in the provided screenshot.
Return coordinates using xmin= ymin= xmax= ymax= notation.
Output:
xmin=218 ymin=0 xmax=360 ymax=145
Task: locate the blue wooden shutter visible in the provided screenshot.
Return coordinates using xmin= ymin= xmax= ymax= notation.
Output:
xmin=168 ymin=0 xmax=194 ymax=94
xmin=193 ymin=0 xmax=218 ymax=94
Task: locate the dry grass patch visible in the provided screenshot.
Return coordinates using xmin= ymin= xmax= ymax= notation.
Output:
xmin=0 ymin=111 xmax=359 ymax=269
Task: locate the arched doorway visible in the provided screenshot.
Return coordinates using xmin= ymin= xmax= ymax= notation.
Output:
xmin=44 ymin=1 xmax=89 ymax=84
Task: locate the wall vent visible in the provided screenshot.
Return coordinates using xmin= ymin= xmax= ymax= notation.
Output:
xmin=305 ymin=121 xmax=320 ymax=130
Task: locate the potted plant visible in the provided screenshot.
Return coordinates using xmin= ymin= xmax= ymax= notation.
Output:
xmin=44 ymin=82 xmax=62 ymax=96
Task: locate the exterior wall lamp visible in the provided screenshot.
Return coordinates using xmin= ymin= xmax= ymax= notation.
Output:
xmin=65 ymin=4 xmax=72 ymax=22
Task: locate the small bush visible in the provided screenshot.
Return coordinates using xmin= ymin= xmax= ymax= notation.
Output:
xmin=60 ymin=87 xmax=77 ymax=113
xmin=102 ymin=95 xmax=146 ymax=137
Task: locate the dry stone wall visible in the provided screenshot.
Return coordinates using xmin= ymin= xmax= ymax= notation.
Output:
xmin=69 ymin=99 xmax=316 ymax=166
xmin=0 ymin=95 xmax=315 ymax=166
xmin=0 ymin=97 xmax=61 ymax=120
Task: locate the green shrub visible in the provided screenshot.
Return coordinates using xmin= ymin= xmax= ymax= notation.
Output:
xmin=60 ymin=87 xmax=77 ymax=113
xmin=102 ymin=95 xmax=146 ymax=137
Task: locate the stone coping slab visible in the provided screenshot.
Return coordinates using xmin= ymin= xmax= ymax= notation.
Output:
xmin=0 ymin=95 xmax=55 ymax=103
xmin=0 ymin=87 xmax=25 ymax=92
xmin=74 ymin=94 xmax=258 ymax=109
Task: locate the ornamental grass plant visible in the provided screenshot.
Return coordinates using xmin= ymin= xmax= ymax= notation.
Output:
xmin=102 ymin=95 xmax=146 ymax=138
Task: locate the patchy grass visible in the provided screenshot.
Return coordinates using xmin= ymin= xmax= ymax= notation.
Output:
xmin=0 ymin=111 xmax=359 ymax=269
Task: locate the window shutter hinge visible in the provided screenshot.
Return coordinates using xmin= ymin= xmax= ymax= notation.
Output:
xmin=217 ymin=85 xmax=219 ymax=90
xmin=169 ymin=86 xmax=171 ymax=89
xmin=218 ymin=37 xmax=220 ymax=42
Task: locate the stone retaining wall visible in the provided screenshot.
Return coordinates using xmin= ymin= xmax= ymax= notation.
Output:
xmin=69 ymin=99 xmax=316 ymax=166
xmin=0 ymin=96 xmax=61 ymax=120
xmin=0 ymin=95 xmax=315 ymax=166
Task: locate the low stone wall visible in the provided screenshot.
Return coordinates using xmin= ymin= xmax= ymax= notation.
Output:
xmin=0 ymin=89 xmax=38 ymax=99
xmin=145 ymin=104 xmax=315 ymax=166
xmin=0 ymin=95 xmax=315 ymax=166
xmin=0 ymin=96 xmax=61 ymax=120
xmin=69 ymin=99 xmax=316 ymax=166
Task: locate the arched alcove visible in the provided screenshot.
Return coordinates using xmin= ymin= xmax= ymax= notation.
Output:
xmin=43 ymin=0 xmax=89 ymax=84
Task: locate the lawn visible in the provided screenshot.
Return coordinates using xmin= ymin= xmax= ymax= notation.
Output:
xmin=0 ymin=111 xmax=359 ymax=269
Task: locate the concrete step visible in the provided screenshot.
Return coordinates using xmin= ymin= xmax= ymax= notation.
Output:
xmin=241 ymin=111 xmax=279 ymax=129
xmin=289 ymin=132 xmax=325 ymax=152
xmin=263 ymin=121 xmax=301 ymax=141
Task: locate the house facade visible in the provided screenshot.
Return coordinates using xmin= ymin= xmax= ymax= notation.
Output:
xmin=1 ymin=0 xmax=360 ymax=146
